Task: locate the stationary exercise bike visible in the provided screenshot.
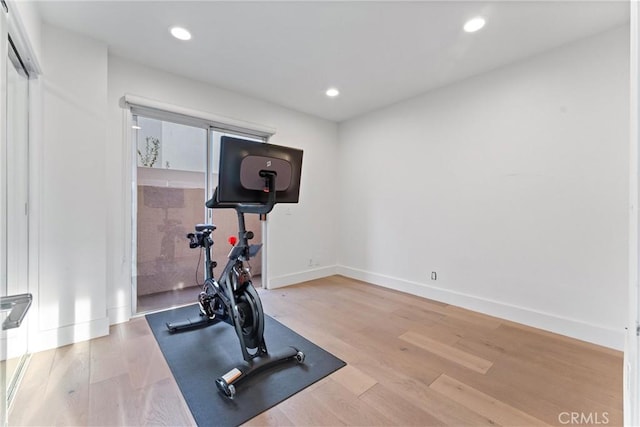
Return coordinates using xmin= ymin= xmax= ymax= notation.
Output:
xmin=166 ymin=137 xmax=304 ymax=398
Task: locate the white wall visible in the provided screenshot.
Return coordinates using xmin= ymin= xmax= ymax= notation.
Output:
xmin=106 ymin=55 xmax=339 ymax=323
xmin=32 ymin=24 xmax=109 ymax=350
xmin=21 ymin=19 xmax=630 ymax=352
xmin=338 ymin=26 xmax=630 ymax=349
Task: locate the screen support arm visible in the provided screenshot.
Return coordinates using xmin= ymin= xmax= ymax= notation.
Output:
xmin=206 ymin=172 xmax=277 ymax=261
xmin=235 ymin=171 xmax=277 ymax=215
xmin=206 ymin=171 xmax=277 ymax=215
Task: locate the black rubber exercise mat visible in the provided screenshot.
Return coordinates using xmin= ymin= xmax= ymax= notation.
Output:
xmin=146 ymin=304 xmax=346 ymax=427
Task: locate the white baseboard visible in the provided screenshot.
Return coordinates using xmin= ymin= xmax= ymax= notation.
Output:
xmin=108 ymin=304 xmax=131 ymax=325
xmin=337 ymin=266 xmax=624 ymax=351
xmin=30 ymin=316 xmax=110 ymax=353
xmin=268 ymin=265 xmax=338 ymax=289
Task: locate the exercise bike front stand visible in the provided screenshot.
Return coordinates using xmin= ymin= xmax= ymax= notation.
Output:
xmin=166 ymin=314 xmax=217 ymax=333
xmin=216 ymin=346 xmax=305 ymax=398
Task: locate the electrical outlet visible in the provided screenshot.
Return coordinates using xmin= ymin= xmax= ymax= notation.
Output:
xmin=431 ymin=271 xmax=437 ymax=280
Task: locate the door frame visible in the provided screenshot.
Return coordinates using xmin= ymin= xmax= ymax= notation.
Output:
xmin=0 ymin=6 xmax=10 ymax=423
xmin=3 ymin=34 xmax=30 ymax=411
xmin=626 ymin=1 xmax=640 ymax=425
xmin=1 ymin=1 xmax=41 ymax=422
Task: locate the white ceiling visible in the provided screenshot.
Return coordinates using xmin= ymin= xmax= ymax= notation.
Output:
xmin=36 ymin=1 xmax=629 ymax=122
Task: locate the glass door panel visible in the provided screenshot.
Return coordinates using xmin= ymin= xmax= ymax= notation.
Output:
xmin=134 ymin=116 xmax=207 ymax=313
xmin=2 ymin=39 xmax=30 ymax=413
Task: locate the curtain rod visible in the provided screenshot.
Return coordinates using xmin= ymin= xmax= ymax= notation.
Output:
xmin=121 ymin=94 xmax=276 ymax=139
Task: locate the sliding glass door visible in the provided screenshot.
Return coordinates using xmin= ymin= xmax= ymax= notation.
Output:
xmin=2 ymin=37 xmax=30 ymax=415
xmin=131 ymin=115 xmax=267 ymax=314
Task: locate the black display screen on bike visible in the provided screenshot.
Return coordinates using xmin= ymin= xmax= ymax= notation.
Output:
xmin=216 ymin=136 xmax=303 ymax=204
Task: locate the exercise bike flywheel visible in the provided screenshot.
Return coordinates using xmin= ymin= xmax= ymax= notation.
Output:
xmin=235 ymin=288 xmax=264 ymax=349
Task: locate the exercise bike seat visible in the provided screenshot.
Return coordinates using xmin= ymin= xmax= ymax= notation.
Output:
xmin=195 ymin=224 xmax=216 ymax=232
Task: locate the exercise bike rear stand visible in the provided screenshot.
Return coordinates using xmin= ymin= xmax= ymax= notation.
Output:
xmin=167 ymin=309 xmax=305 ymax=399
xmin=168 ymin=315 xmax=305 ymax=398
xmin=216 ymin=346 xmax=305 ymax=398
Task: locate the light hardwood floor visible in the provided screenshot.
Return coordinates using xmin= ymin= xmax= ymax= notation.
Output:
xmin=9 ymin=276 xmax=623 ymax=426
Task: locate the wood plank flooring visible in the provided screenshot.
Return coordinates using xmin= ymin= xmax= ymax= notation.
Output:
xmin=9 ymin=275 xmax=623 ymax=426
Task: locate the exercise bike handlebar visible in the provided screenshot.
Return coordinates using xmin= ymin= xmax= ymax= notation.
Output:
xmin=205 ymin=172 xmax=277 ymax=215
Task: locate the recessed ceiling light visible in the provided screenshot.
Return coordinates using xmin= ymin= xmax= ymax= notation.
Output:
xmin=170 ymin=26 xmax=192 ymax=41
xmin=463 ymin=17 xmax=485 ymax=33
xmin=326 ymin=88 xmax=340 ymax=97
